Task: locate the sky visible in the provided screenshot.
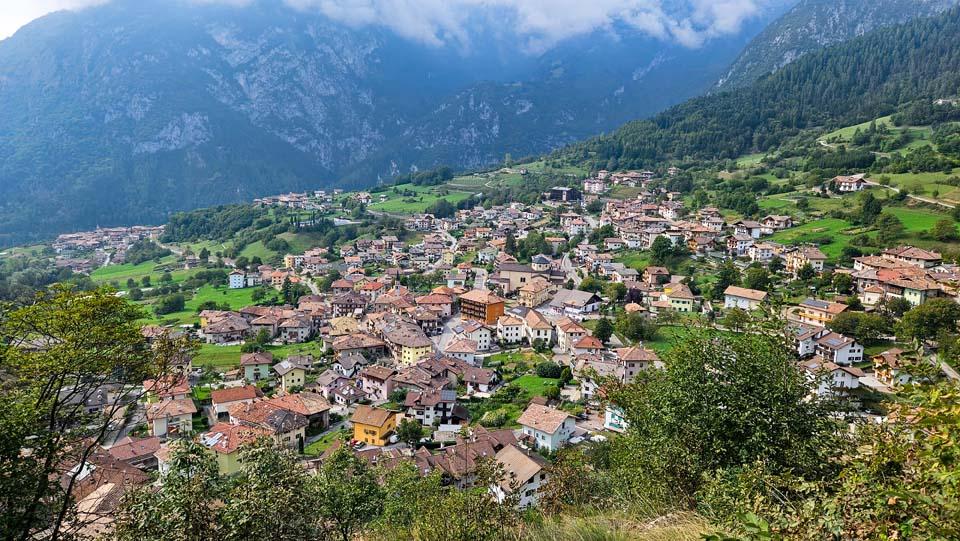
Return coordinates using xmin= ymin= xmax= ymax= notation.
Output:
xmin=0 ymin=0 xmax=780 ymax=50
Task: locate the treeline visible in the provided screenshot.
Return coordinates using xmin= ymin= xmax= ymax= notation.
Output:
xmin=388 ymin=166 xmax=455 ymax=187
xmin=563 ymin=8 xmax=960 ymax=171
xmin=162 ymin=205 xmax=268 ymax=243
xmin=124 ymin=240 xmax=171 ymax=265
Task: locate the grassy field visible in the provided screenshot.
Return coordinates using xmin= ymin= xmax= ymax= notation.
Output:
xmin=146 ymin=285 xmax=274 ymax=326
xmin=91 ymin=256 xmax=180 ymax=286
xmin=194 ymin=341 xmax=325 ymax=369
xmin=615 ymin=251 xmax=651 ymax=271
xmin=823 ymin=115 xmax=894 ymax=141
xmin=886 ymin=206 xmax=951 ymax=233
xmin=768 ymin=218 xmax=858 ymax=259
xmin=511 ymin=374 xmax=561 ymax=396
xmin=368 ymin=183 xmax=475 ymax=214
xmin=304 ymin=428 xmax=350 ymax=456
xmin=877 ymin=169 xmax=960 ymax=200
xmin=735 ymin=152 xmax=768 ymax=167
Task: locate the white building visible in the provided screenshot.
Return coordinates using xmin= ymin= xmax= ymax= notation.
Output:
xmin=496 ymin=315 xmax=525 ymax=344
xmin=814 ymin=332 xmax=864 ymax=366
xmin=491 ymin=444 xmax=550 ymax=509
xmin=517 ymin=403 xmax=575 ymax=452
xmin=723 ymin=286 xmax=768 ymax=311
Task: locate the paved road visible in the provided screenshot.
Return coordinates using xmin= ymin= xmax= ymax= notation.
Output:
xmin=473 ymin=268 xmax=488 ymax=290
xmin=560 ymin=254 xmax=581 ymax=287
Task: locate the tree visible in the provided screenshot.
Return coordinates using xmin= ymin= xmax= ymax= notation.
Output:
xmin=1 ymin=286 xmax=192 ymax=541
xmin=797 ymin=263 xmax=816 ymax=281
xmin=615 ymin=312 xmax=659 ymax=342
xmin=604 ymin=281 xmax=627 ymax=302
xmin=128 ymin=287 xmax=144 ymax=301
xmin=650 ymin=236 xmax=674 ymax=266
xmin=858 ymin=191 xmax=883 ymax=225
xmin=828 ymin=312 xmax=888 ymax=345
xmin=897 ymin=298 xmax=960 ymax=342
xmin=154 ymin=293 xmax=186 ymax=315
xmin=933 ymin=218 xmax=959 ymax=241
xmin=711 ymin=261 xmax=741 ymax=300
xmin=608 ymin=331 xmax=840 ymax=500
xmin=396 ymin=419 xmax=426 ymax=447
xmin=880 ymin=296 xmax=913 ymax=319
xmin=721 ymin=308 xmax=751 ymax=331
xmin=504 ymin=232 xmax=517 ymax=256
xmin=198 ymin=247 xmax=210 ymax=262
xmin=221 ymin=440 xmax=320 ymax=541
xmin=312 ymin=446 xmax=382 ymax=541
xmin=141 ymin=275 xmax=152 ymax=288
xmin=578 ymin=276 xmax=603 ymax=293
xmin=114 ymin=439 xmax=222 ymax=541
xmin=594 ymin=318 xmax=615 ymax=343
xmin=536 ymin=361 xmax=563 ymax=379
xmin=832 ymin=272 xmax=853 ymax=294
xmin=742 ymin=267 xmax=771 ymax=291
xmin=875 ymin=213 xmax=905 ymax=244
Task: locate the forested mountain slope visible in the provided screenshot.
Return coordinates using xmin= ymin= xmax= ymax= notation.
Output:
xmin=565 ymin=8 xmax=960 ymax=172
xmin=716 ymin=0 xmax=960 ymax=89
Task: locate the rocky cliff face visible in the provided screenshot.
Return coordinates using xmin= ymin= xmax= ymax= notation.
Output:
xmin=715 ymin=0 xmax=960 ymax=90
xmin=0 ymin=0 xmax=768 ymax=243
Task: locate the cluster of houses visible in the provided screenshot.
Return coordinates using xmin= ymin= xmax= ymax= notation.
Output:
xmin=73 ymin=164 xmax=960 ymax=530
xmin=45 ymin=225 xmax=166 ymax=274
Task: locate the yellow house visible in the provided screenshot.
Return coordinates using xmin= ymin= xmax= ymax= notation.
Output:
xmin=202 ymin=423 xmax=271 ymax=475
xmin=441 ymin=251 xmax=456 ymax=265
xmin=351 ymin=405 xmax=397 ymax=446
xmin=383 ymin=324 xmax=434 ymax=366
xmin=663 ymin=283 xmax=697 ymax=313
xmin=273 ymin=359 xmax=308 ymax=392
xmin=519 ymin=277 xmax=552 ymax=307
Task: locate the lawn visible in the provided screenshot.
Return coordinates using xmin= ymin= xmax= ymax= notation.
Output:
xmin=886 ymin=206 xmax=950 ymax=233
xmin=147 ymin=285 xmax=274 ymax=326
xmin=91 ymin=256 xmax=179 ymax=285
xmin=238 ymin=241 xmax=277 ymax=262
xmin=615 ymin=250 xmax=651 ymax=271
xmin=193 ymin=341 xmax=326 ymax=370
xmin=735 ymin=152 xmax=768 ymax=167
xmin=510 ymin=374 xmax=561 ymax=397
xmin=768 ymin=218 xmax=857 ymax=259
xmin=823 ymin=115 xmax=894 ymax=141
xmin=877 ymin=169 xmax=960 ymax=201
xmin=304 ymin=428 xmax=350 ymax=456
xmin=369 ymin=189 xmax=474 ymax=214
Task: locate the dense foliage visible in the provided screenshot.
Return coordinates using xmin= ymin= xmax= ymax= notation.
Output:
xmin=564 ymin=9 xmax=960 ymax=171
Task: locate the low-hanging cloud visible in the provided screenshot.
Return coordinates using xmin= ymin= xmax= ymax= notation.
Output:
xmin=2 ymin=0 xmax=775 ymax=51
xmin=287 ymin=0 xmax=772 ymax=51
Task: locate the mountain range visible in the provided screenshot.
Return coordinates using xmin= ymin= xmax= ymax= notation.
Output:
xmin=0 ymin=0 xmax=955 ymax=245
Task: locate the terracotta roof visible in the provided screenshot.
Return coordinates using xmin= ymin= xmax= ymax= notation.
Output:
xmin=516 ymin=403 xmax=571 ymax=434
xmin=201 ymin=422 xmax=271 ymax=454
xmin=211 ymin=385 xmax=263 ymax=404
xmin=723 ymin=285 xmax=768 ymax=301
xmin=445 ymin=338 xmax=478 ymax=354
xmin=351 ymin=405 xmax=394 ymax=427
xmin=360 ymin=365 xmax=397 ymax=381
xmin=240 ymin=351 xmax=274 ymax=366
xmin=146 ymin=398 xmax=197 ymax=421
xmin=459 ymin=289 xmax=505 ymax=305
xmin=574 ymin=335 xmax=604 ymax=349
xmin=107 ymin=436 xmax=160 ymax=462
xmin=264 ymin=393 xmax=331 ymax=416
xmin=616 ymin=346 xmax=659 ymax=363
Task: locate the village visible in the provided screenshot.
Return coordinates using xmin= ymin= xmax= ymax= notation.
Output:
xmin=50 ymin=161 xmax=960 ymax=523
